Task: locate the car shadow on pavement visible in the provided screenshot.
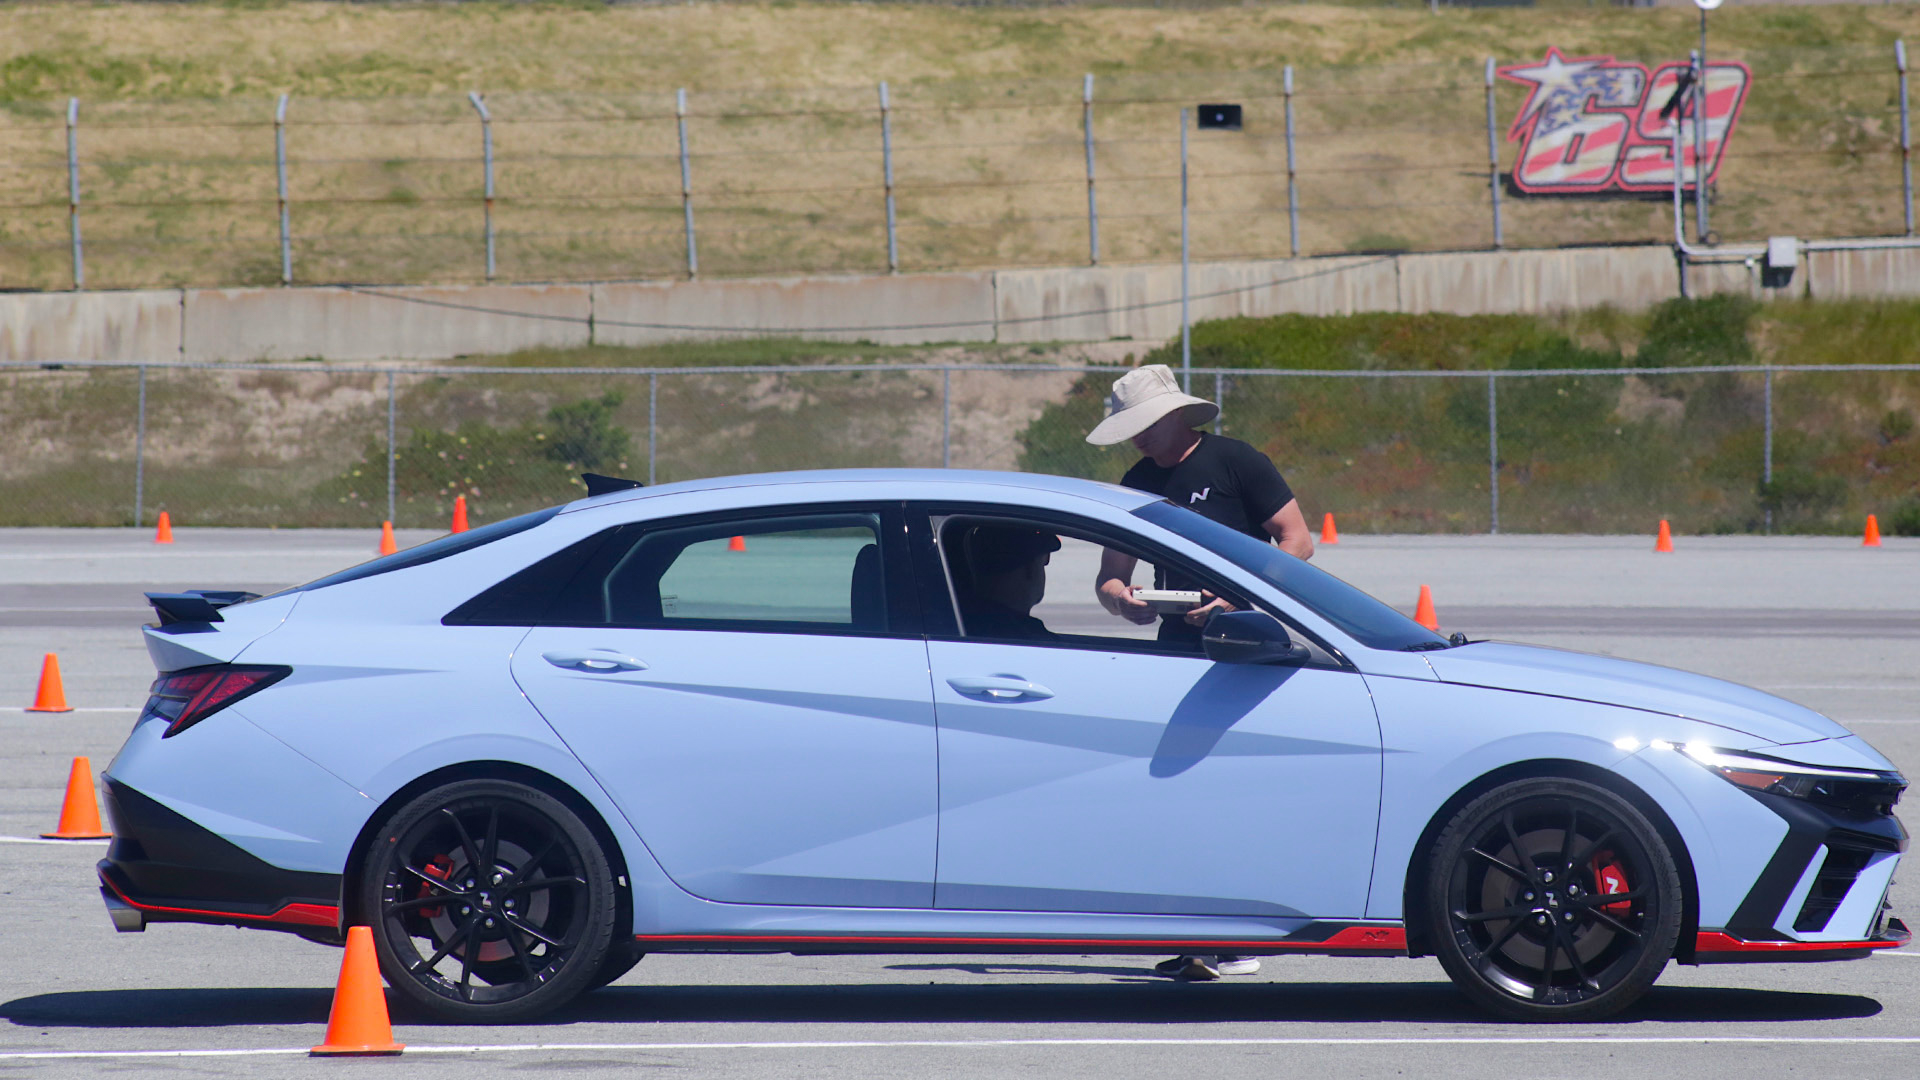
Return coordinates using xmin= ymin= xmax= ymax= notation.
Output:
xmin=0 ymin=982 xmax=1881 ymax=1030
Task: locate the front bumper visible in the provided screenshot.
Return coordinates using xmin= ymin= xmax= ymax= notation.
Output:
xmin=95 ymin=777 xmax=342 ymax=941
xmin=1686 ymin=785 xmax=1907 ymax=962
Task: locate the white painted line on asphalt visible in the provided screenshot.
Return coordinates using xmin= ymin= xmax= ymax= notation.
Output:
xmin=14 ymin=1037 xmax=1920 ymax=1060
xmin=0 ymin=836 xmax=109 ymax=845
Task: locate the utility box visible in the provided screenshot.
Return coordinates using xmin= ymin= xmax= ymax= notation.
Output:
xmin=1763 ymin=236 xmax=1798 ymax=288
xmin=1197 ymin=104 xmax=1243 ymax=130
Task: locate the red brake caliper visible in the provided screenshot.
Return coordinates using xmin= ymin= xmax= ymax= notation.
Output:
xmin=416 ymin=854 xmax=453 ymax=918
xmin=1589 ymin=851 xmax=1632 ymax=914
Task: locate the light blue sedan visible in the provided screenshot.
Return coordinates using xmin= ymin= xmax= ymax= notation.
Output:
xmin=100 ymin=470 xmax=1907 ymax=1023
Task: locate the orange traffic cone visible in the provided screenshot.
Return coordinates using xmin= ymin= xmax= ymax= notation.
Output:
xmin=450 ymin=496 xmax=469 ymax=534
xmin=1320 ymin=513 xmax=1339 ymax=545
xmin=378 ymin=521 xmax=398 ymax=556
xmin=728 ymin=535 xmax=747 ymax=552
xmin=25 ymin=652 xmax=72 ymax=713
xmin=154 ymin=510 xmax=173 ymax=544
xmin=41 ymin=756 xmax=110 ymax=840
xmin=1864 ymin=514 xmax=1882 ymax=547
xmin=1654 ymin=519 xmax=1674 ymax=553
xmin=1413 ymin=585 xmax=1439 ymax=632
xmin=310 ymin=926 xmax=404 ymax=1056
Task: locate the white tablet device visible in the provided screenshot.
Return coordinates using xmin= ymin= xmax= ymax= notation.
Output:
xmin=1133 ymin=589 xmax=1203 ymax=614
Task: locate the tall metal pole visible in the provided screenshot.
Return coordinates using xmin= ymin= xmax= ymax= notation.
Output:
xmin=1691 ymin=45 xmax=1709 ymax=241
xmin=1673 ymin=113 xmax=1691 ymax=297
xmin=1083 ymin=74 xmax=1099 ymax=266
xmin=1763 ymin=368 xmax=1774 ymax=535
xmin=1485 ymin=57 xmax=1504 ymax=249
xmin=1180 ymin=107 xmax=1191 ymax=393
xmin=1284 ymin=66 xmax=1300 ymax=258
xmin=65 ymin=97 xmax=82 ymax=291
xmin=134 ymin=364 xmax=146 ymax=527
xmin=1213 ymin=371 xmax=1223 ymax=435
xmin=1899 ymin=41 xmax=1913 ymax=237
xmin=880 ymin=82 xmax=899 ymax=274
xmin=677 ymin=88 xmax=698 ymax=278
xmin=647 ymin=372 xmax=658 ymax=487
xmin=467 ymin=92 xmax=495 ymax=282
xmin=942 ymin=368 xmax=953 ymax=468
xmin=386 ymin=371 xmax=397 ymax=526
xmin=1488 ymin=373 xmax=1500 ymax=535
xmin=275 ymin=94 xmax=292 ymax=285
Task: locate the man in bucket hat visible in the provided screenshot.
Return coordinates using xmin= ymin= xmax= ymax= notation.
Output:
xmin=1085 ymin=363 xmax=1315 ymax=982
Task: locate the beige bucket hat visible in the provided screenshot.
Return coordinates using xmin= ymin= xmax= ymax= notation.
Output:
xmin=1084 ymin=364 xmax=1220 ymax=445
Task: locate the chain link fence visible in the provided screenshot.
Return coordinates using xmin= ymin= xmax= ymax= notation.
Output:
xmin=1 ymin=42 xmax=1913 ymax=290
xmin=7 ymin=360 xmax=1920 ymax=535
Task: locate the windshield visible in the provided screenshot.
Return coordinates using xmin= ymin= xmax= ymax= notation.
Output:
xmin=1134 ymin=500 xmax=1446 ymax=651
xmin=282 ymin=506 xmax=562 ymax=595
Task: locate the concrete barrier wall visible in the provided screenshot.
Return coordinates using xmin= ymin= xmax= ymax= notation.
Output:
xmin=182 ymin=284 xmax=591 ymax=362
xmin=0 ymin=289 xmax=181 ymax=363
xmin=12 ymin=241 xmax=1920 ymax=365
xmin=592 ymin=272 xmax=995 ymax=348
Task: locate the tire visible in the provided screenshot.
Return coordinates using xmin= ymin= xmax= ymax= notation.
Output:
xmin=359 ymin=778 xmax=617 ymax=1023
xmin=1424 ymin=777 xmax=1683 ymax=1022
xmin=589 ymin=939 xmax=646 ymax=991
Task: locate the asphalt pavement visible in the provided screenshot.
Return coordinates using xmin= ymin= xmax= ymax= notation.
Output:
xmin=2 ymin=527 xmax=1918 ymax=1078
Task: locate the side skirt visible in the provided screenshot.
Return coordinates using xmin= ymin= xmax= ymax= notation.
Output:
xmin=635 ymin=922 xmax=1408 ymax=957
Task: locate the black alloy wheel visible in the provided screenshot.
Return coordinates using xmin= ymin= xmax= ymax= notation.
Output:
xmin=1425 ymin=777 xmax=1683 ymax=1021
xmin=361 ymin=779 xmax=618 ymax=1023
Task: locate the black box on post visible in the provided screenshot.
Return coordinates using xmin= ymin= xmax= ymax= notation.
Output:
xmin=1197 ymin=104 xmax=1243 ymax=130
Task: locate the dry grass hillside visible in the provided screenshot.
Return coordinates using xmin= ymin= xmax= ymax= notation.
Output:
xmin=3 ymin=2 xmax=1918 ymax=288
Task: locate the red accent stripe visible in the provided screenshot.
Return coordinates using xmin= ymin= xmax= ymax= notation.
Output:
xmin=1695 ymin=931 xmax=1902 ymax=954
xmin=634 ymin=926 xmax=1407 ymax=952
xmin=101 ymin=875 xmax=338 ymax=929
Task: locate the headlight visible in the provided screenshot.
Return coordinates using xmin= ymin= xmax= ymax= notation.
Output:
xmin=1678 ymin=744 xmax=1906 ymax=815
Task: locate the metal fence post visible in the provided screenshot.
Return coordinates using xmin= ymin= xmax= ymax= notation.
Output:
xmin=677 ymin=89 xmax=698 ymax=278
xmin=647 ymin=372 xmax=658 ymax=486
xmin=942 ymin=368 xmax=953 ymax=468
xmin=1180 ymin=107 xmax=1191 ymax=392
xmin=1690 ymin=50 xmax=1709 ymax=242
xmin=1485 ymin=57 xmax=1504 ymax=250
xmin=1083 ymin=74 xmax=1099 ymax=266
xmin=1213 ymin=371 xmax=1223 ymax=435
xmin=1283 ymin=66 xmax=1300 ymax=258
xmin=65 ymin=97 xmax=82 ymax=290
xmin=386 ymin=370 xmax=397 ymax=526
xmin=1488 ymin=373 xmax=1500 ymax=535
xmin=134 ymin=364 xmax=146 ymax=527
xmin=467 ymin=92 xmax=495 ymax=282
xmin=1899 ymin=41 xmax=1913 ymax=237
xmin=1763 ymin=367 xmax=1774 ymax=535
xmin=275 ymin=94 xmax=292 ymax=285
xmin=880 ymin=82 xmax=898 ymax=274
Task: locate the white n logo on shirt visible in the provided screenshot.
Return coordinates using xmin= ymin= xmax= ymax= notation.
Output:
xmin=1190 ymin=487 xmax=1211 ymax=503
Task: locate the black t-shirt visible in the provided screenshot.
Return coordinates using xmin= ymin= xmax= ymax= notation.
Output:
xmin=1120 ymin=432 xmax=1295 ymax=539
xmin=1121 ymin=433 xmax=1295 ymax=642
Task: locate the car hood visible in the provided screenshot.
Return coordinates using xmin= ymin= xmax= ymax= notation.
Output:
xmin=1423 ymin=641 xmax=1852 ymax=746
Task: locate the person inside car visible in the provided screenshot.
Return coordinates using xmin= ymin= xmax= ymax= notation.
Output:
xmin=955 ymin=524 xmax=1062 ymax=642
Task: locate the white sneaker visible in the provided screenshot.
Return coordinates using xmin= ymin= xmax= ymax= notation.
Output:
xmin=1214 ymin=956 xmax=1261 ymax=976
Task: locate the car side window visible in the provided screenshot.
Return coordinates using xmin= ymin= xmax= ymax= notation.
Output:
xmin=933 ymin=514 xmax=1245 ymax=656
xmin=609 ymin=514 xmax=884 ymax=629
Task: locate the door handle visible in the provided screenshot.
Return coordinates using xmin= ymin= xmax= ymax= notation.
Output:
xmin=543 ymin=651 xmax=648 ymax=673
xmin=947 ymin=675 xmax=1053 ymax=701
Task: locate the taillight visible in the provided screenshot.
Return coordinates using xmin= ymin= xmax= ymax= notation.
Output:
xmin=145 ymin=664 xmax=290 ymax=738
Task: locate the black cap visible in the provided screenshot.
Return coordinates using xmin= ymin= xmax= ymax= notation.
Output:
xmin=963 ymin=525 xmax=1061 ymax=576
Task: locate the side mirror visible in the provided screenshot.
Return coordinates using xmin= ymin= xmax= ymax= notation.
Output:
xmin=1202 ymin=610 xmax=1311 ymax=666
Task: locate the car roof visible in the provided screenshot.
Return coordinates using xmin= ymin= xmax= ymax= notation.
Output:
xmin=562 ymin=469 xmax=1160 ymax=515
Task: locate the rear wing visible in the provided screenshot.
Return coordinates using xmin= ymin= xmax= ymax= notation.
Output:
xmin=145 ymin=590 xmax=260 ymax=627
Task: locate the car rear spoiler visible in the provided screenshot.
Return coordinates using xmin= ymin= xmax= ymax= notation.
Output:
xmin=145 ymin=590 xmax=261 ymax=626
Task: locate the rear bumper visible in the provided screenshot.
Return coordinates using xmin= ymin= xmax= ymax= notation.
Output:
xmin=96 ymin=777 xmax=342 ymax=941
